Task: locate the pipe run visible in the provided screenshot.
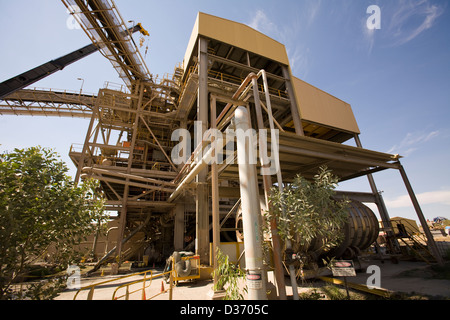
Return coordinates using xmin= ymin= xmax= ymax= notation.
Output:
xmin=169 ymin=69 xmax=285 ymax=201
xmin=168 ymin=132 xmax=225 ymax=203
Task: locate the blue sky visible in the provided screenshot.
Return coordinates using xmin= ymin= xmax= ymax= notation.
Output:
xmin=0 ymin=0 xmax=449 ymax=225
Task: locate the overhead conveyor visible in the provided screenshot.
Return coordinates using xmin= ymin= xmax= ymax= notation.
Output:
xmin=0 ymin=88 xmax=95 ymax=118
xmin=0 ymin=44 xmax=98 ymax=100
xmin=62 ymin=0 xmax=152 ymax=88
xmin=0 ymin=24 xmax=147 ymax=100
xmin=0 ymin=22 xmax=149 ymax=118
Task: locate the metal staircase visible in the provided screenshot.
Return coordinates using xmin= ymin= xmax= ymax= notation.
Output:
xmin=394 ymin=219 xmax=436 ymax=263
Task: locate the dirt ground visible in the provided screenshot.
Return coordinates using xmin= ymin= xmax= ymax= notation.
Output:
xmin=310 ymin=259 xmax=450 ymax=299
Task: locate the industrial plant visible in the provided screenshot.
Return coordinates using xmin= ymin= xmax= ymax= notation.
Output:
xmin=0 ymin=0 xmax=447 ymax=300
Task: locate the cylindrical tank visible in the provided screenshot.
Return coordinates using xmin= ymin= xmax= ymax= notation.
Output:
xmin=327 ymin=200 xmax=379 ymax=259
xmin=235 ymin=199 xmax=379 ymax=260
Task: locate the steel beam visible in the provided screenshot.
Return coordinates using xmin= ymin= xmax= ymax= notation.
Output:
xmin=281 ymin=65 xmax=304 ymax=136
xmin=353 ymin=134 xmax=400 ymax=252
xmin=398 ymin=163 xmax=444 ymax=265
xmin=196 ymin=37 xmax=210 ymax=264
xmin=115 ymin=81 xmax=144 ymax=265
xmin=210 ymin=95 xmax=221 ymax=287
xmin=252 ymin=77 xmax=287 ymax=300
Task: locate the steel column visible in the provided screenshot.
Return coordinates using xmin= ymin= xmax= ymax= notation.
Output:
xmin=252 ymin=77 xmax=287 ymax=300
xmin=398 ymin=163 xmax=444 ymax=265
xmin=173 ymin=200 xmax=185 ymax=251
xmin=354 ymin=134 xmax=400 ymax=252
xmin=281 ymin=65 xmax=304 ymax=136
xmin=196 ymin=37 xmax=210 ymax=264
xmin=115 ymin=81 xmax=144 ymax=265
xmin=210 ymin=95 xmax=221 ymax=286
xmin=261 ymin=71 xmax=299 ymax=300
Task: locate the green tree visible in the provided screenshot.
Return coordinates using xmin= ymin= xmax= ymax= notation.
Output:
xmin=0 ymin=147 xmax=106 ymax=300
xmin=212 ymin=248 xmax=247 ymax=300
xmin=267 ymin=167 xmax=349 ymax=272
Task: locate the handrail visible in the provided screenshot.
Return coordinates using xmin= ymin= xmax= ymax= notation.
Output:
xmin=112 ymin=270 xmax=174 ymax=300
xmin=73 ymin=268 xmax=153 ymax=300
xmin=169 ymin=69 xmax=281 ymax=203
xmin=207 ymin=69 xmax=288 ymax=99
xmin=178 ymin=64 xmax=288 ymax=105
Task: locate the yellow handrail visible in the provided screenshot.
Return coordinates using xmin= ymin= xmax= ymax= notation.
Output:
xmin=177 ymin=64 xmax=288 ymax=105
xmin=112 ymin=270 xmax=175 ymax=300
xmin=73 ymin=268 xmax=154 ymax=300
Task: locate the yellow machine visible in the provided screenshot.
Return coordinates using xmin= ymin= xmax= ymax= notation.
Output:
xmin=165 ymin=252 xmax=201 ymax=284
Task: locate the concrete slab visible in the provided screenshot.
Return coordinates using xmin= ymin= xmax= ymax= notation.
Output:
xmin=55 ymin=260 xmax=450 ymax=300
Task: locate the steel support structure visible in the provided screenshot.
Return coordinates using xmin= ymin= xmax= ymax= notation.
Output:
xmin=196 ymin=37 xmax=210 ymax=265
xmin=210 ymin=95 xmax=221 ymax=286
xmin=115 ymin=81 xmax=145 ymax=264
xmin=398 ymin=163 xmax=444 ymax=265
xmin=0 ymin=1 xmax=440 ymax=300
xmin=354 ymin=134 xmax=400 ymax=253
xmin=281 ymin=65 xmax=304 ymax=136
xmin=252 ymin=77 xmax=287 ymax=300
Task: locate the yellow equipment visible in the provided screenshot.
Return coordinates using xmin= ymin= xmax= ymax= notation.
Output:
xmin=167 ymin=252 xmax=201 ymax=284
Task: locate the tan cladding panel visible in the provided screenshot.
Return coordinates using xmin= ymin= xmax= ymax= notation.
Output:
xmin=184 ymin=12 xmax=290 ymax=70
xmin=293 ymin=76 xmax=360 ymax=134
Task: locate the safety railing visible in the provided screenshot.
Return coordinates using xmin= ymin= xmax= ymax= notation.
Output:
xmin=112 ymin=270 xmax=174 ymax=300
xmin=24 ymin=86 xmax=96 ymax=97
xmin=394 ymin=218 xmax=435 ymax=263
xmin=73 ymin=268 xmax=158 ymax=300
xmin=178 ymin=64 xmax=288 ymax=104
xmin=207 ymin=69 xmax=288 ymax=99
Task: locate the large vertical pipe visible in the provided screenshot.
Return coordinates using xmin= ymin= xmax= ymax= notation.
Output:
xmin=235 ymin=106 xmax=267 ymax=300
xmin=252 ymin=78 xmax=287 ymax=300
xmin=398 ymin=163 xmax=444 ymax=266
xmin=196 ymin=36 xmax=210 ymax=264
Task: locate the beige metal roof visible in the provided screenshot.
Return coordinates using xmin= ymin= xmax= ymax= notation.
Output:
xmin=292 ymin=77 xmax=360 ymax=135
xmin=183 ymin=12 xmax=290 ymax=71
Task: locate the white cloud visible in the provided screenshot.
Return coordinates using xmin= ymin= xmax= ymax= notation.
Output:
xmin=387 ymin=130 xmax=439 ymax=156
xmin=248 ymin=9 xmax=277 ymax=35
xmin=305 ymin=0 xmax=322 ymax=28
xmin=388 ymin=0 xmax=445 ymax=46
xmin=246 ymin=4 xmax=322 ymax=78
xmin=362 ymin=0 xmax=445 ymax=54
xmin=363 ymin=26 xmax=376 ymax=56
xmin=386 ymin=190 xmax=450 ymax=208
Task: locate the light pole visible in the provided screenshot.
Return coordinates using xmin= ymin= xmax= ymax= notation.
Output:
xmin=77 ymin=78 xmax=84 ymax=94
